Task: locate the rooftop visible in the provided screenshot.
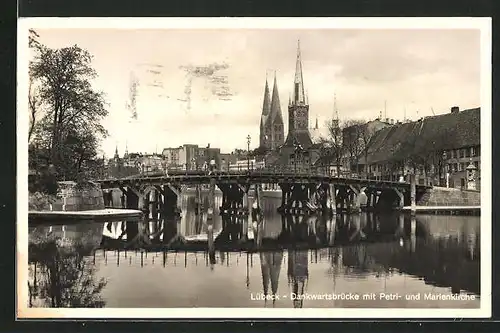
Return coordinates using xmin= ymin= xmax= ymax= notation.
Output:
xmin=359 ymin=107 xmax=480 ymax=165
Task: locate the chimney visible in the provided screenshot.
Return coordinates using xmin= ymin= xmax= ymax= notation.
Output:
xmin=390 ymin=119 xmax=394 ymax=125
xmin=451 ymin=106 xmax=459 ymax=113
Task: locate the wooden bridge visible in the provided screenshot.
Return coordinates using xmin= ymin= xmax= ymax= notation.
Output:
xmin=95 ymin=170 xmax=430 ymax=218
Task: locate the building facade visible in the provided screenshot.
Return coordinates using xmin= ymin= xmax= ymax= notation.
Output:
xmin=162 ymin=144 xmax=222 ymax=171
xmin=357 ymin=107 xmax=480 ymax=189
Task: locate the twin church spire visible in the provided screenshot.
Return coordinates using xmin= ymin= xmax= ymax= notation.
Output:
xmin=260 ymin=39 xmax=312 ymax=151
xmin=259 ymin=72 xmax=284 ymax=150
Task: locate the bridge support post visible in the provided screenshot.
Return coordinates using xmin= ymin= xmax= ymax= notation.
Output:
xmin=394 ymin=188 xmax=404 ymax=210
xmin=195 ymin=185 xmax=202 ymax=216
xmin=410 ymin=215 xmax=416 ymax=252
xmin=161 ymin=184 xmax=182 ymax=217
xmin=124 ymin=187 xmax=138 ymax=209
xmin=149 ymin=189 xmax=159 ymax=220
xmin=348 ymin=185 xmax=361 ymax=213
xmin=337 ymin=186 xmax=347 ymax=212
xmin=410 ymin=174 xmax=416 ymax=217
xmin=207 ymin=178 xmax=216 ymax=222
xmin=306 ymin=184 xmax=318 ymax=214
xmin=238 ymin=184 xmax=250 ymax=216
xmin=125 ymin=185 xmax=146 ymax=211
xmin=143 ymin=190 xmax=150 ymax=217
xmin=278 ymin=183 xmax=291 ymax=214
xmin=329 ymin=184 xmax=337 ymax=215
xmin=218 ymin=184 xmax=230 ymax=213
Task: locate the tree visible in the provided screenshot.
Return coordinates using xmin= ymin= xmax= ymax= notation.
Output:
xmin=29 ymin=43 xmax=108 ymax=182
xmin=28 ymin=29 xmax=43 ymax=142
xmin=342 ymin=119 xmax=366 ymax=175
xmin=318 ymin=119 xmax=345 ymax=176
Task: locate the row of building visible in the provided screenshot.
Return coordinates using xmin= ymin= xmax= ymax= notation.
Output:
xmin=107 ymin=143 xmax=265 ymax=177
xmin=108 ymin=40 xmax=481 ymax=191
xmin=255 ymin=41 xmax=481 ymax=190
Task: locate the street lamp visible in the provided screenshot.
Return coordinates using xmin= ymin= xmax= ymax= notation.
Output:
xmin=246 ymin=134 xmax=251 ymax=172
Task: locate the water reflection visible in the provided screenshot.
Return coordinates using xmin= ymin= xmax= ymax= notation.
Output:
xmin=28 ymin=224 xmax=107 ymax=307
xmin=28 ymin=192 xmax=480 ymax=308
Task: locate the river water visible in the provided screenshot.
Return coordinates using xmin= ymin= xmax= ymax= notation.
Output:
xmin=27 ymin=191 xmax=480 ymax=309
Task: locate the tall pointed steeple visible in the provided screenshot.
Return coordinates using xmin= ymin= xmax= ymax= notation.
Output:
xmin=270 ymin=72 xmax=282 ymax=122
xmin=259 ymin=76 xmax=272 ymax=149
xmin=262 ymin=77 xmax=271 ymax=116
xmin=292 ymin=40 xmax=306 ymax=106
xmin=269 ymin=71 xmax=284 ymax=149
xmin=285 ymin=40 xmax=312 ymax=149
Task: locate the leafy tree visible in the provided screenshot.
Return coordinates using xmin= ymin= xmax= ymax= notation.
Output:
xmin=28 ymin=29 xmax=43 ymax=142
xmin=342 ymin=119 xmax=366 ymax=175
xmin=29 ymin=38 xmax=108 ymax=182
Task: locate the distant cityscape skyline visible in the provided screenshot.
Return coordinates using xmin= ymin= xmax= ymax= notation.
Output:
xmin=30 ymin=26 xmax=481 ymax=158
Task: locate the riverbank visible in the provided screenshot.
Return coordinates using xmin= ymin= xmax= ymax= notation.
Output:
xmin=28 ymin=182 xmax=142 ymax=223
xmin=402 ymin=205 xmax=480 ymax=216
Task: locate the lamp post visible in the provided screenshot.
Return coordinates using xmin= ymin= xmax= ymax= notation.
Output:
xmin=246 ymin=134 xmax=251 ymax=172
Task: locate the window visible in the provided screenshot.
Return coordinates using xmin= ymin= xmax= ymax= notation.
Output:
xmin=450 ymin=150 xmax=455 ymax=158
xmin=471 ymin=147 xmax=475 ymax=157
xmin=464 ymin=148 xmax=470 ymax=158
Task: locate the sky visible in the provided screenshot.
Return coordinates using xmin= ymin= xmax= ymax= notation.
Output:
xmin=31 ymin=27 xmax=481 ymax=157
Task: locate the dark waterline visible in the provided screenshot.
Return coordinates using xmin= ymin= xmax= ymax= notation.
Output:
xmin=27 ymin=191 xmax=480 ymax=308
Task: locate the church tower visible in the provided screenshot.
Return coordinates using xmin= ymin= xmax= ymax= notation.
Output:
xmin=259 ymin=73 xmax=285 ymax=151
xmin=269 ymin=73 xmax=285 ymax=149
xmin=284 ymin=40 xmax=313 ymax=149
xmin=259 ymin=78 xmax=272 ymax=149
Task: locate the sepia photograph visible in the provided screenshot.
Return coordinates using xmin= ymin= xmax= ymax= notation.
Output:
xmin=17 ymin=17 xmax=491 ymax=318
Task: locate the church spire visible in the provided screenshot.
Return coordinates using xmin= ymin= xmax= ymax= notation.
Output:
xmin=292 ymin=39 xmax=306 ymax=106
xmin=261 ymin=77 xmax=271 ymax=116
xmin=270 ymin=71 xmax=282 ymax=121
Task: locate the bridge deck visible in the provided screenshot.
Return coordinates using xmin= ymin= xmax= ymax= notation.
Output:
xmin=95 ymin=171 xmax=430 ymax=190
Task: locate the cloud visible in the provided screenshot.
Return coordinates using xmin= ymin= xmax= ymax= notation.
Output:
xmin=33 ymin=27 xmax=481 ymax=156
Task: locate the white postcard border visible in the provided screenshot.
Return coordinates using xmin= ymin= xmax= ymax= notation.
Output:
xmin=16 ymin=17 xmax=492 ymax=319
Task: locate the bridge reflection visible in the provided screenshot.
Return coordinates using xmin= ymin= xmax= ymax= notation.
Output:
xmin=99 ymin=212 xmax=427 ymax=252
xmin=28 ymin=213 xmax=479 ymax=308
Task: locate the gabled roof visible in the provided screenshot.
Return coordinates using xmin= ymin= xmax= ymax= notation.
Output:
xmin=360 ymin=107 xmax=480 ymax=165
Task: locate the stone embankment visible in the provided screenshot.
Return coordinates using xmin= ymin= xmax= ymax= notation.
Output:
xmin=417 ymin=187 xmax=480 ymax=207
xmin=29 ymin=181 xmax=104 ymax=212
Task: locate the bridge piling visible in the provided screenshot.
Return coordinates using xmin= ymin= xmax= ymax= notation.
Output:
xmin=124 ymin=187 xmax=139 ymax=210
xmin=143 ymin=191 xmax=150 ymax=217
xmin=195 ymin=185 xmax=202 ymax=216
xmin=329 ymin=184 xmax=337 ymax=215
xmin=410 ymin=174 xmax=417 ymax=217
xmin=207 ymin=178 xmax=216 ymax=222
